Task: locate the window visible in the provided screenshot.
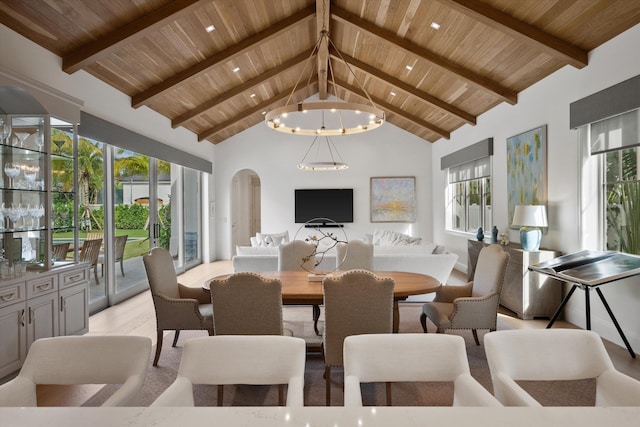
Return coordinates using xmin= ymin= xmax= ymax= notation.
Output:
xmin=591 ymin=109 xmax=640 ymax=255
xmin=448 ymin=176 xmax=492 ymax=233
xmin=442 ymin=139 xmax=493 ymax=234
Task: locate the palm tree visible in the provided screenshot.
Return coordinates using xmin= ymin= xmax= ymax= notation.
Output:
xmin=114 ymin=151 xmax=170 ymax=179
xmin=78 ymin=139 xmax=104 ymax=229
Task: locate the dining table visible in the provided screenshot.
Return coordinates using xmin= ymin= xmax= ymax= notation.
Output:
xmin=204 ymin=270 xmax=441 ymax=333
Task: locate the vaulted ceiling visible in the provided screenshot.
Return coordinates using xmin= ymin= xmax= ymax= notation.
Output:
xmin=2 ymin=0 xmax=639 ymax=145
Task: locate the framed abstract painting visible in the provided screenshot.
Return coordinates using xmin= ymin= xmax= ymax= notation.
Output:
xmin=370 ymin=176 xmax=416 ymax=223
xmin=507 ymin=125 xmax=547 ymax=228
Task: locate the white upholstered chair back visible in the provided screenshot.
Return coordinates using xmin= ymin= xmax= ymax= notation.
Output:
xmin=151 ymin=335 xmax=306 ymax=407
xmin=0 ymin=336 xmax=151 ymax=407
xmin=484 ymin=329 xmax=640 ymax=406
xmin=336 ymin=240 xmax=374 ymax=271
xmin=343 ymin=333 xmax=501 ymax=407
xmin=278 ymin=240 xmax=317 ymax=271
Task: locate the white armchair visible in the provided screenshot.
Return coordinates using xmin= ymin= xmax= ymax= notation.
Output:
xmin=343 ymin=333 xmax=501 ymax=407
xmin=484 ymin=329 xmax=640 ymax=406
xmin=151 ymin=335 xmax=306 ymax=407
xmin=0 ymin=335 xmax=151 ymax=407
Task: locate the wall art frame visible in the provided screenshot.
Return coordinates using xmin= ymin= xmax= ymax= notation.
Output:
xmin=370 ymin=176 xmax=416 ymax=223
xmin=506 ymin=124 xmax=548 ymax=229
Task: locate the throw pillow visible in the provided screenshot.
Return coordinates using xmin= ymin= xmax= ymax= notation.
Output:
xmin=432 ymin=244 xmax=446 ymax=254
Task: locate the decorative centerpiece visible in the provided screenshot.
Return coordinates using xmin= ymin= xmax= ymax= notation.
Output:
xmin=294 ymin=217 xmax=348 ymax=281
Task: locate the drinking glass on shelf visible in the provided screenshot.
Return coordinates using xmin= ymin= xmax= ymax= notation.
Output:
xmin=16 ymin=203 xmax=28 ymax=230
xmin=34 ymin=132 xmax=44 ymax=151
xmin=53 ymin=139 xmax=65 ymax=155
xmin=33 ymin=204 xmax=45 ymax=229
xmin=23 ymin=166 xmax=37 ymax=190
xmin=0 ymin=117 xmax=10 ymax=145
xmin=27 ymin=204 xmax=38 ymax=228
xmin=0 ymin=203 xmax=8 ymax=230
xmin=4 ymin=162 xmax=20 ymax=188
xmin=7 ymin=206 xmax=22 ymax=231
xmin=13 ymin=132 xmax=30 ymax=148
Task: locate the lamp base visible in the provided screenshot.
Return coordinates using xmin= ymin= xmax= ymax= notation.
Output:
xmin=520 ymin=226 xmax=542 ymax=251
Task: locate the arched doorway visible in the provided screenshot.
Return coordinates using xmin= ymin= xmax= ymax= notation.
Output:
xmin=230 ymin=169 xmax=261 ymax=254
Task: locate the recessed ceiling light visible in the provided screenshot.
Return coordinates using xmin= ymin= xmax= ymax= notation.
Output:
xmin=205 ymin=24 xmax=215 ymax=32
xmin=250 ymin=93 xmax=256 ymax=98
xmin=390 ymin=91 xmax=396 ymax=96
xmin=431 ymin=22 xmax=441 ymax=30
xmin=232 ymin=67 xmax=240 ymax=72
xmin=405 ymin=65 xmax=413 ymax=71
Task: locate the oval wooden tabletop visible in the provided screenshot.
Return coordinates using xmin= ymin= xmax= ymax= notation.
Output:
xmin=204 ymin=270 xmax=441 ymax=302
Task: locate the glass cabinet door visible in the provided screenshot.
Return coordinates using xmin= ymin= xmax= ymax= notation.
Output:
xmin=51 ymin=118 xmax=76 ymax=265
xmin=1 ymin=115 xmax=47 ymax=274
xmin=0 ymin=113 xmax=77 ymax=278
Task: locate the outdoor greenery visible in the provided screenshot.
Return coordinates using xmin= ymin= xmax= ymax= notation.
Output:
xmin=605 ymin=147 xmax=640 ymax=255
xmin=114 ymin=204 xmax=149 ymax=229
xmin=52 ymin=134 xmax=173 ymax=260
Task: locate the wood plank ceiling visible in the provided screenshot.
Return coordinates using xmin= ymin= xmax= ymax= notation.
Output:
xmin=1 ymin=0 xmax=639 ymax=145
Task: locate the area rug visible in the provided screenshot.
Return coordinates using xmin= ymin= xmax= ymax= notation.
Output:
xmin=84 ymin=305 xmax=595 ymax=407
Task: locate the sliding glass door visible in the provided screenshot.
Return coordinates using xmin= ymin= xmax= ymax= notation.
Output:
xmin=110 ymin=147 xmax=152 ymax=304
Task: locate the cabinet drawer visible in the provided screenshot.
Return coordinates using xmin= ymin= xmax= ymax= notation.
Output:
xmin=59 ymin=268 xmax=89 ymax=289
xmin=0 ymin=282 xmax=26 ymax=309
xmin=26 ymin=275 xmax=58 ymax=299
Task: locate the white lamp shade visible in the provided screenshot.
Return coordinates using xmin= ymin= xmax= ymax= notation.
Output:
xmin=512 ymin=205 xmax=548 ymax=227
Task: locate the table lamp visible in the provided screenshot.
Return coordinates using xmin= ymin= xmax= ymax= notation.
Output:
xmin=512 ymin=205 xmax=547 ymax=251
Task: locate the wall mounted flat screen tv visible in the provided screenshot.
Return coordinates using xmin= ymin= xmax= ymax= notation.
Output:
xmin=295 ymin=189 xmax=354 ymax=224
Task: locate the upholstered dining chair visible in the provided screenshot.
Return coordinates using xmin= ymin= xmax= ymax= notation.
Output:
xmin=343 ymin=333 xmax=501 ymax=407
xmin=485 ymin=329 xmax=640 ymax=406
xmin=278 ymin=240 xmax=317 ymax=271
xmin=278 ymin=240 xmax=322 ymax=335
xmin=208 ymin=272 xmax=290 ymax=335
xmin=208 ymin=272 xmax=293 ymax=404
xmin=151 ymin=335 xmax=306 ymax=407
xmin=143 ymin=247 xmax=214 ymax=366
xmin=52 ymin=242 xmax=70 ymax=261
xmin=336 ymin=240 xmax=374 ymax=271
xmin=322 ymin=269 xmax=394 ymax=406
xmin=0 ymin=335 xmax=151 ymax=407
xmin=98 ymin=234 xmax=128 ymax=277
xmin=79 ymin=238 xmax=103 ymax=285
xmin=420 ymin=244 xmax=509 ymax=345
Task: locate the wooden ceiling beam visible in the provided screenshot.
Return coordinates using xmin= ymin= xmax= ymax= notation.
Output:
xmin=330 ymin=51 xmax=476 ymax=125
xmin=316 ymin=0 xmax=331 ymax=99
xmin=198 ymin=80 xmax=318 ymax=143
xmin=132 ymin=5 xmax=315 ymax=108
xmin=172 ymin=52 xmax=310 ymax=128
xmin=438 ymin=0 xmax=588 ymax=69
xmin=331 ymin=6 xmax=517 ymax=105
xmin=62 ymin=0 xmax=208 ymax=74
xmin=332 ymin=78 xmax=450 ymax=140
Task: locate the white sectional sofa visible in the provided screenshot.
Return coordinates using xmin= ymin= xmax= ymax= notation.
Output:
xmin=232 ymin=230 xmax=458 ymax=302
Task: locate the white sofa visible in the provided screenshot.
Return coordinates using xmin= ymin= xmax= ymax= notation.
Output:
xmin=232 ymin=233 xmax=458 ymax=302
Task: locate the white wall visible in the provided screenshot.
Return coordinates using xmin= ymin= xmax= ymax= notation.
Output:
xmin=431 ymin=24 xmax=640 ymax=352
xmin=214 ymin=121 xmax=433 ymax=259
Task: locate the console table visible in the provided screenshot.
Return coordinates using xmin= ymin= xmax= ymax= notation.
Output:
xmin=467 ymin=240 xmax=562 ymax=320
